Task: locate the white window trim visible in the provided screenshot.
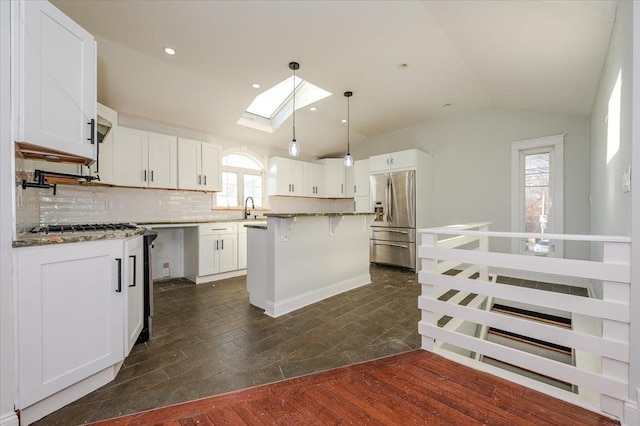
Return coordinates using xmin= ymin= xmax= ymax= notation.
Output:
xmin=214 ymin=148 xmax=268 ymax=209
xmin=510 ymin=134 xmax=564 ymax=256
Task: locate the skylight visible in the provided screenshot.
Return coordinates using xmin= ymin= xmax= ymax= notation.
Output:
xmin=238 ymin=76 xmax=331 ymax=133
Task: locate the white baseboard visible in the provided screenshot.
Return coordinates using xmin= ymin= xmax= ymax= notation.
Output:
xmin=624 ymin=396 xmax=639 ymax=426
xmin=0 ymin=412 xmax=19 ymax=426
xmin=193 ymin=269 xmax=246 ymax=284
xmin=265 ymin=274 xmax=371 ymax=318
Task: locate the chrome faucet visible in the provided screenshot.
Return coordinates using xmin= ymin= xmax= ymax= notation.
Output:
xmin=244 ymin=196 xmax=255 ymax=219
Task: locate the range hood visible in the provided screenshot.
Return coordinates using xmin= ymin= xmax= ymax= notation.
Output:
xmin=96 ymin=114 xmax=112 ymax=144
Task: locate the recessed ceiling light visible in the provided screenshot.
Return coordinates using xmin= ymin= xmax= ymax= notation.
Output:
xmin=252 ymin=83 xmax=261 ymax=89
xmin=398 ymin=63 xmax=409 ymax=69
xmin=443 ymin=103 xmax=452 ymax=107
xmin=341 ymin=119 xmax=347 ymax=123
xmin=163 ymin=47 xmax=176 ymax=55
xmin=310 ymin=107 xmax=317 ymax=111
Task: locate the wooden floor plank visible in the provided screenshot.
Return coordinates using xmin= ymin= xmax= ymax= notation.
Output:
xmin=88 ymin=350 xmax=619 ymax=426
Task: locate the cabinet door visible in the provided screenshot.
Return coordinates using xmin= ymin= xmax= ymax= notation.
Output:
xmin=268 ymin=157 xmax=292 ymax=196
xmin=198 ymin=234 xmax=218 ymax=276
xmin=322 ymin=159 xmax=346 ymax=198
xmin=148 ymin=132 xmax=178 ymax=189
xmin=289 ymin=160 xmax=304 ymax=196
xmin=125 ymin=236 xmax=144 ymax=355
xmin=15 ymin=241 xmax=124 ymax=408
xmin=369 ymin=154 xmax=390 ymax=173
xmin=353 ymin=159 xmax=370 ymax=196
xmin=201 ymin=143 xmax=221 ymax=191
xmin=389 ymin=150 xmax=416 ymax=170
xmin=17 ymin=0 xmax=96 ymax=161
xmin=238 ymin=229 xmax=247 ymax=270
xmin=345 ymin=165 xmax=355 ymax=198
xmin=218 ymin=233 xmax=238 ymax=273
xmin=178 ymin=138 xmax=202 ymax=190
xmin=302 ymin=162 xmax=315 ymax=197
xmin=116 ymin=127 xmax=148 ymax=188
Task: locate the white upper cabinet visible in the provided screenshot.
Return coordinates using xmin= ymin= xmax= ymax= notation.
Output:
xmin=268 ymin=157 xmax=303 ymax=196
xmin=369 ymin=150 xmax=417 ymax=173
xmin=302 ymin=162 xmax=323 ymax=197
xmin=14 ymin=0 xmax=97 ymax=163
xmin=148 ymin=132 xmax=178 ymax=189
xmin=178 ymin=138 xmax=221 ymax=192
xmin=317 ymin=158 xmax=347 ymax=198
xmin=116 ymin=127 xmax=148 ymax=188
xmin=116 ymin=127 xmax=178 ymax=189
xmin=353 ymin=159 xmax=370 ymax=196
xmin=345 ymin=164 xmax=355 ymax=198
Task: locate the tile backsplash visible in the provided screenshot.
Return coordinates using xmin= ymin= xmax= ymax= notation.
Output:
xmin=16 ymin=183 xmax=355 ymax=232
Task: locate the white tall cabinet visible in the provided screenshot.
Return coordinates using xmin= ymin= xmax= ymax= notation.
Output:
xmin=116 ymin=127 xmax=178 ymax=189
xmin=13 ymin=0 xmax=97 ymax=162
xmin=178 ymin=138 xmax=221 ymax=191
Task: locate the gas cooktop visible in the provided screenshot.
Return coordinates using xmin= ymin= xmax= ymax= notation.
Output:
xmin=29 ymin=223 xmax=138 ymax=234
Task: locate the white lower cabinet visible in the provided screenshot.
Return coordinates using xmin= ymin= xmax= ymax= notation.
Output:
xmin=15 ymin=240 xmax=125 ymax=410
xmin=124 ymin=236 xmax=144 ymax=355
xmin=198 ymin=224 xmax=237 ymax=275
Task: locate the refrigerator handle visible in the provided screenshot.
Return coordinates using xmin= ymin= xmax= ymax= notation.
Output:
xmin=388 ymin=177 xmax=393 ymax=223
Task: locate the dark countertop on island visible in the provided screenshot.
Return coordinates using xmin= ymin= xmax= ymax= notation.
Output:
xmin=244 ymin=224 xmax=268 ymax=230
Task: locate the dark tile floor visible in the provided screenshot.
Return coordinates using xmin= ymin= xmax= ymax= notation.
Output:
xmin=35 ymin=265 xmax=421 ymax=425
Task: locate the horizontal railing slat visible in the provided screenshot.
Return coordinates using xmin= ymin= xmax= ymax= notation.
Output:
xmin=419 ymin=246 xmax=630 ymax=283
xmin=418 ymin=228 xmax=630 ymax=243
xmin=436 ymin=234 xmax=480 ymax=249
xmin=419 ymin=322 xmax=628 ymax=400
xmin=419 ymin=272 xmax=629 ymax=323
xmin=420 ymin=297 xmax=629 ymax=362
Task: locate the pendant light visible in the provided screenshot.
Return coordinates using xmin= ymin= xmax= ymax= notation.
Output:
xmin=288 ymin=61 xmax=300 ymax=157
xmin=343 ymin=91 xmax=354 ymax=167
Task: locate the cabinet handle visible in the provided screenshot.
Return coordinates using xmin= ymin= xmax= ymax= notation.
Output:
xmin=386 ymin=158 xmax=389 ymax=165
xmin=354 ymin=185 xmax=357 ymax=193
xmin=144 ymin=170 xmax=147 ymax=182
xmin=216 ymin=240 xmax=219 ymax=250
xmin=150 ymin=170 xmax=154 ymax=182
xmin=221 ymin=239 xmax=224 ymax=250
xmin=129 ymin=255 xmax=137 ymax=287
xmin=341 ymin=183 xmax=344 ymax=194
xmin=87 ymin=118 xmax=95 ymax=144
xmin=391 ymin=158 xmax=394 ymax=164
xmin=203 ymin=175 xmax=207 ymax=185
xmin=115 ymin=258 xmax=122 ymax=293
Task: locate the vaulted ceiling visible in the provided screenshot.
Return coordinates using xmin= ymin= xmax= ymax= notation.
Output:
xmin=52 ymin=0 xmax=617 ymax=157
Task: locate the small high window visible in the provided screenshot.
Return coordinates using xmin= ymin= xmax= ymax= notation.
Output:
xmin=216 ymin=152 xmax=265 ymax=209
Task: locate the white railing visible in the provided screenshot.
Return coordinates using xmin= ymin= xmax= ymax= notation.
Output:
xmin=418 ymin=223 xmax=631 ymax=420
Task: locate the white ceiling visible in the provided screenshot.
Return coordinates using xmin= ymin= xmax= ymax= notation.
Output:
xmin=52 ymin=0 xmax=617 ymax=158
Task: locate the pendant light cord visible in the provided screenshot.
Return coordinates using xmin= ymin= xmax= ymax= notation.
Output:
xmin=292 ymin=67 xmax=296 ymax=141
xmin=347 ymin=95 xmax=350 ymax=153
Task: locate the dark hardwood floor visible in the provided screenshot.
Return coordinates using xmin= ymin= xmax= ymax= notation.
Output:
xmin=88 ymin=350 xmax=618 ymax=426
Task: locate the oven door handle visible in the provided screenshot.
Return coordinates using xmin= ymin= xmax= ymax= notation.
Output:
xmin=373 ymin=242 xmax=409 ymax=249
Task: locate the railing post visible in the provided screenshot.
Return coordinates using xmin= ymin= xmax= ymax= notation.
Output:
xmin=600 ymin=241 xmax=631 ymax=418
xmin=479 ymin=224 xmax=489 ymax=282
xmin=421 ymin=231 xmax=437 ymax=352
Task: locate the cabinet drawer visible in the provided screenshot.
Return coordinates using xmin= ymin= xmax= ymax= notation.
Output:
xmin=199 ymin=223 xmax=237 ymax=236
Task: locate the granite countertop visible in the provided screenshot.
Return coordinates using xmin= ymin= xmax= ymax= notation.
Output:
xmin=13 ymin=228 xmax=146 ymax=248
xmin=264 ymin=212 xmax=374 ymax=218
xmin=140 ymin=218 xmax=267 ymax=227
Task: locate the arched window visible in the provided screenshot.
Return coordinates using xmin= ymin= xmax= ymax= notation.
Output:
xmin=216 ymin=152 xmax=265 ymax=208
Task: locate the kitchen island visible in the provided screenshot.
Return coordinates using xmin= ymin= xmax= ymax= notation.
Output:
xmin=246 ymin=213 xmax=374 ymax=317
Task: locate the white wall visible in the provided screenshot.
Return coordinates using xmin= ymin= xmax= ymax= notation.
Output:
xmin=352 ymin=107 xmax=591 ymax=258
xmin=632 ymin=0 xmax=640 ymax=413
xmin=0 ymin=1 xmax=17 ymax=424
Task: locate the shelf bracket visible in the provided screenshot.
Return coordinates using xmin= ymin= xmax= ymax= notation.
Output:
xmin=279 ymin=217 xmax=297 ymax=242
xmin=329 ymin=215 xmax=344 ymax=236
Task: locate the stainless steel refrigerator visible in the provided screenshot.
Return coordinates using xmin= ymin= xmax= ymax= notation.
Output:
xmin=370 ymin=170 xmax=417 ymax=270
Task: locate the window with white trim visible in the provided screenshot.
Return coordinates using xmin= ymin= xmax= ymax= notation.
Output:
xmin=215 ymin=152 xmax=265 ymax=208
xmin=511 ymin=134 xmax=564 ymax=257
